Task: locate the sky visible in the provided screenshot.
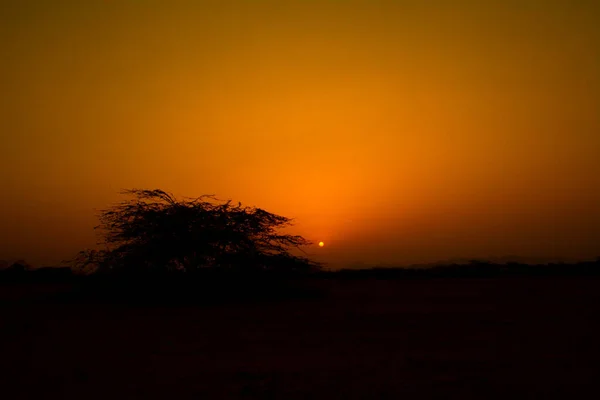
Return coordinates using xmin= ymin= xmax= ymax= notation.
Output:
xmin=1 ymin=0 xmax=599 ymax=268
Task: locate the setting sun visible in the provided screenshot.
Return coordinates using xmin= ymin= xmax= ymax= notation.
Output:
xmin=319 ymin=242 xmax=325 ymax=247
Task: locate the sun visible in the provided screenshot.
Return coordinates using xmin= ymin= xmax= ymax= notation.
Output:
xmin=318 ymin=241 xmax=325 ymax=247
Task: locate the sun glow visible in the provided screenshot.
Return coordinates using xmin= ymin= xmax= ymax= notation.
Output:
xmin=319 ymin=241 xmax=325 ymax=247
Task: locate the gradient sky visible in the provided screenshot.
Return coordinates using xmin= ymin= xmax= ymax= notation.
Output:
xmin=1 ymin=0 xmax=599 ymax=267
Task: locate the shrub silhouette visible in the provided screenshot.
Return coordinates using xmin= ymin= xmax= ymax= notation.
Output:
xmin=72 ymin=189 xmax=320 ymax=276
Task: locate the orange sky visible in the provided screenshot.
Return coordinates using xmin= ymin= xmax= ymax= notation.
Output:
xmin=1 ymin=0 xmax=600 ymax=267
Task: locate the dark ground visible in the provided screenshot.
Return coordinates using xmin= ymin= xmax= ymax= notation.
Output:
xmin=1 ymin=277 xmax=599 ymax=399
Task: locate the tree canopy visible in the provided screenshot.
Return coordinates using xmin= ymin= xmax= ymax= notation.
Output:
xmin=72 ymin=189 xmax=320 ymax=275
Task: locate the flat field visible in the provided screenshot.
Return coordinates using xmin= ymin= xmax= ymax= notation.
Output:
xmin=1 ymin=277 xmax=599 ymax=399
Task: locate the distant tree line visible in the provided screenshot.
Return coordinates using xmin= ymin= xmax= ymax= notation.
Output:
xmin=326 ymin=258 xmax=600 ymax=279
xmin=3 ymin=258 xmax=600 ymax=285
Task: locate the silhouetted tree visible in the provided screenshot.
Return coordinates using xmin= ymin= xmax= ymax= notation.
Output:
xmin=72 ymin=189 xmax=320 ymax=275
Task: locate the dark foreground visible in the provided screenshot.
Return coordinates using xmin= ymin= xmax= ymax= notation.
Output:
xmin=1 ymin=277 xmax=599 ymax=399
